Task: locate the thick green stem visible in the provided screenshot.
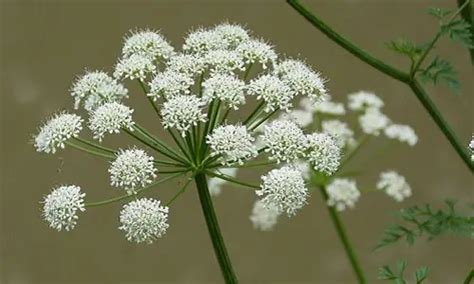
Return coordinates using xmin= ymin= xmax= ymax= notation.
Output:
xmin=287 ymin=0 xmax=473 ymax=172
xmin=194 ymin=173 xmax=238 ymax=283
xmin=319 ymin=186 xmax=367 ymax=284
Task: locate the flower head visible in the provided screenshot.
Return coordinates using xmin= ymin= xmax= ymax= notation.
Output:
xmin=119 ymin=198 xmax=169 ymax=244
xmin=236 ymin=39 xmax=277 ymax=69
xmin=301 ymin=97 xmax=345 ymax=115
xmin=183 ymin=28 xmax=225 ymax=54
xmin=214 ymin=23 xmax=250 ymax=49
xmin=148 ymin=70 xmax=194 ymax=99
xmin=204 ymin=50 xmax=244 ymax=74
xmin=278 ymin=109 xmax=313 ymax=128
xmin=384 ymin=124 xmax=418 ymax=146
xmin=70 ymin=71 xmax=128 ymax=112
xmin=113 ymin=54 xmax=156 ymax=81
xmin=247 ymin=75 xmax=294 ymax=112
xmin=42 ymin=185 xmax=85 ymax=231
xmin=166 ymin=53 xmax=205 ymax=76
xmin=358 ymin=108 xmax=390 ymax=135
xmin=306 ymin=133 xmax=341 ymax=175
xmin=470 ymin=136 xmax=474 ymax=161
xmin=250 ymin=200 xmax=281 ymax=231
xmin=34 ymin=112 xmax=83 ymax=154
xmin=122 ymin=29 xmax=175 ymax=61
xmin=274 ymin=59 xmax=328 ymax=103
xmin=256 ymin=166 xmax=308 ymax=216
xmin=207 ymin=124 xmax=258 ymax=165
xmin=322 ymin=120 xmax=355 ymax=148
xmin=208 ymin=168 xmax=238 ymax=196
xmin=202 ymin=73 xmax=246 ymax=109
xmin=348 ymin=91 xmax=384 ymax=111
xmin=376 ymin=171 xmax=412 ymax=202
xmin=88 ymin=102 xmax=135 ymax=141
xmin=109 ymin=148 xmax=157 ymax=194
xmin=161 ymin=95 xmax=207 ymax=136
xmin=326 ymin=178 xmax=360 ymax=211
xmin=261 ymin=120 xmax=307 ymax=163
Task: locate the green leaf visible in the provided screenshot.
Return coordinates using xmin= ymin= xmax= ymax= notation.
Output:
xmin=415 ymin=267 xmax=430 ymax=284
xmin=427 ymin=7 xmax=452 ymax=19
xmin=441 ymin=19 xmax=474 ymax=48
xmin=379 ymin=261 xmax=430 ymax=284
xmin=376 ymin=199 xmax=474 ymax=249
xmin=386 ymin=38 xmax=425 ymax=60
xmin=418 ymin=56 xmax=460 ymax=91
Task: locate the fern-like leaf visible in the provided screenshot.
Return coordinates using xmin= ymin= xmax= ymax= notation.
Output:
xmin=418 ymin=56 xmax=460 ymax=91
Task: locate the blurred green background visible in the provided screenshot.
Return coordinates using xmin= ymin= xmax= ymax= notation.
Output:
xmin=1 ymin=0 xmax=473 ymax=283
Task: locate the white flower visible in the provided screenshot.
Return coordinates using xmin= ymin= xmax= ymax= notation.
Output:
xmin=204 ymin=50 xmax=244 ymax=74
xmin=208 ymin=168 xmax=238 ymax=196
xmin=119 ymin=198 xmax=169 ymax=244
xmin=292 ymin=160 xmax=311 ymax=179
xmin=182 ymin=28 xmax=225 ymax=54
xmin=202 ymin=73 xmax=246 ymax=109
xmin=358 ymin=108 xmax=390 ymax=135
xmin=261 ymin=120 xmax=308 ymax=163
xmin=34 ymin=112 xmax=83 ymax=154
xmin=113 ymin=54 xmax=156 ymax=81
xmin=306 ymin=133 xmax=341 ymax=175
xmin=70 ymin=71 xmax=128 ymax=112
xmin=247 ymin=75 xmax=294 ymax=112
xmin=384 ymin=124 xmax=418 ymax=146
xmin=470 ymin=136 xmax=474 ymax=161
xmin=377 ymin=171 xmax=412 ymax=202
xmin=236 ymin=39 xmax=277 ymax=69
xmin=148 ymin=70 xmax=194 ymax=99
xmin=166 ymin=53 xmax=205 ymax=76
xmin=214 ymin=23 xmax=250 ymax=49
xmin=122 ymin=29 xmax=175 ymax=61
xmin=322 ymin=120 xmax=355 ymax=148
xmin=326 ymin=178 xmax=360 ymax=211
xmin=250 ymin=200 xmax=281 ymax=231
xmin=161 ymin=95 xmax=207 ymax=136
xmin=88 ymin=102 xmax=135 ymax=141
xmin=348 ymin=91 xmax=384 ymax=111
xmin=109 ymin=148 xmax=157 ymax=194
xmin=256 ymin=166 xmax=308 ymax=216
xmin=300 ymin=97 xmax=345 ymax=115
xmin=42 ymin=185 xmax=85 ymax=231
xmin=278 ymin=110 xmax=313 ymax=128
xmin=274 ymin=59 xmax=328 ymax=103
xmin=207 ymin=124 xmax=258 ymax=165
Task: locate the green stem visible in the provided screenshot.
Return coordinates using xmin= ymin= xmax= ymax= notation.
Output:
xmin=249 ymin=108 xmax=279 ymax=131
xmin=287 ymin=0 xmax=473 ymax=172
xmin=205 ymin=170 xmax=259 ymax=190
xmin=319 ymin=185 xmax=367 ymax=284
xmin=210 ymin=160 xmax=276 ymax=169
xmin=85 ymin=172 xmax=185 ymax=207
xmin=464 ymin=269 xmax=474 ymax=284
xmin=338 ymin=134 xmax=370 ymax=170
xmin=243 ymin=100 xmax=265 ymax=125
xmin=138 ymin=80 xmax=163 ymax=119
xmin=66 ymin=141 xmax=115 ymax=159
xmin=165 ymin=174 xmax=195 ymax=206
xmin=194 ymin=173 xmax=238 ymax=283
xmin=73 ymin=137 xmax=115 ymax=154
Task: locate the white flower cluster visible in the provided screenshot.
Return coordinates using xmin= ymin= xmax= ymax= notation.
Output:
xmin=384 ymin=124 xmax=418 ymax=146
xmin=114 ymin=54 xmax=156 ymax=81
xmin=207 ymin=125 xmax=258 ymax=165
xmin=71 ymin=71 xmax=128 ymax=112
xmin=119 ymin=198 xmax=169 ymax=244
xmin=306 ymin=133 xmax=341 ymax=175
xmin=376 ymin=171 xmax=412 ymax=202
xmin=161 ymin=95 xmax=207 ymax=136
xmin=256 ymin=166 xmax=308 ymax=216
xmin=34 ymin=112 xmax=83 ymax=154
xmin=88 ymin=102 xmax=135 ymax=141
xmin=247 ymin=75 xmax=294 ymax=112
xmin=261 ymin=120 xmax=308 ymax=163
xmin=208 ymin=168 xmax=238 ymax=196
xmin=348 ymin=91 xmax=384 ymax=111
xmin=122 ymin=29 xmax=175 ymax=61
xmin=326 ymin=178 xmax=360 ymax=211
xmin=358 ymin=108 xmax=391 ymax=136
xmin=43 ymin=185 xmax=86 ymax=231
xmin=250 ymin=200 xmax=281 ymax=231
xmin=321 ymin=120 xmax=355 ymax=148
xmin=148 ymin=70 xmax=194 ymax=99
xmin=202 ymin=73 xmax=246 ymax=109
xmin=109 ymin=148 xmax=157 ymax=194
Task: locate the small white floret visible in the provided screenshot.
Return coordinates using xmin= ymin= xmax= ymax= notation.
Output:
xmin=376 ymin=171 xmax=412 ymax=202
xmin=42 ymin=185 xmax=85 ymax=231
xmin=161 ymin=95 xmax=207 ymax=136
xmin=250 ymin=200 xmax=281 ymax=231
xmin=88 ymin=102 xmax=135 ymax=141
xmin=34 ymin=112 xmax=83 ymax=154
xmin=326 ymin=178 xmax=360 ymax=211
xmin=306 ymin=133 xmax=341 ymax=175
xmin=261 ymin=120 xmax=308 ymax=163
xmin=384 ymin=124 xmax=418 ymax=146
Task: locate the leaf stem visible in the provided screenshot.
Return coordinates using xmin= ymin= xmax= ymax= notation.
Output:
xmin=194 ymin=172 xmax=238 ymax=283
xmin=205 ymin=170 xmax=259 ymax=190
xmin=319 ymin=185 xmax=367 ymax=284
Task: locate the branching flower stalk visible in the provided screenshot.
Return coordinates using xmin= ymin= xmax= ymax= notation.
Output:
xmin=287 ymin=0 xmax=474 ymax=172
xmin=34 ymin=24 xmax=346 ymax=283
